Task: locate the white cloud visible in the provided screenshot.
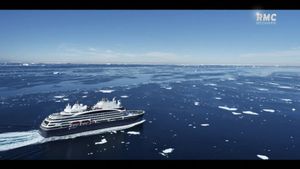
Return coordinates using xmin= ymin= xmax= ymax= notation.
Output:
xmin=88 ymin=47 xmax=97 ymax=51
xmin=105 ymin=49 xmax=113 ymax=53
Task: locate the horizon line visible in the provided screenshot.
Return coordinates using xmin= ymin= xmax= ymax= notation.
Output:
xmin=1 ymin=61 xmax=300 ymax=67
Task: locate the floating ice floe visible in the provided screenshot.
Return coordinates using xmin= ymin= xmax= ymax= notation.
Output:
xmin=215 ymin=97 xmax=222 ymax=100
xmin=232 ymin=112 xmax=241 ymax=115
xmin=292 ymin=108 xmax=296 ymax=111
xmin=278 ymin=86 xmax=293 ymax=89
xmin=162 ymin=148 xmax=174 ymax=154
xmin=120 ymin=95 xmax=129 ymax=98
xmin=160 ymin=148 xmax=174 ymax=157
xmin=227 ymin=77 xmax=236 ymax=81
xmin=262 ymin=109 xmax=275 ymax=113
xmin=201 ymin=124 xmax=210 ymax=127
xmin=127 ymin=131 xmax=140 ymax=135
xmin=98 ymin=89 xmax=115 ymax=93
xmin=257 ymin=154 xmax=269 ymax=160
xmin=242 ymin=111 xmax=259 ymax=115
xmin=63 ymin=98 xmax=69 ymax=101
xmin=257 ymin=88 xmax=269 ymax=91
xmin=162 ymin=86 xmax=172 ymax=90
xmin=192 ymin=85 xmax=196 ymax=87
xmin=281 ymin=98 xmax=292 ymax=102
xmin=95 ymin=138 xmax=107 ymax=145
xmin=54 ymin=95 xmax=65 ymax=99
xmin=82 ymin=96 xmax=87 ymax=98
xmin=22 ymin=63 xmax=29 ymax=66
xmin=205 ymin=83 xmax=217 ymax=86
xmin=194 ymin=102 xmax=199 ymax=106
xmin=218 ymin=106 xmax=238 ymax=111
xmin=53 ymin=72 xmax=60 ymax=75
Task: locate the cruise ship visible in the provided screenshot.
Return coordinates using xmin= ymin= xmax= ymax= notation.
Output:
xmin=39 ymin=98 xmax=145 ymax=138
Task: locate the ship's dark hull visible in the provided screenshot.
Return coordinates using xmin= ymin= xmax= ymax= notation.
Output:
xmin=39 ymin=114 xmax=144 ymax=138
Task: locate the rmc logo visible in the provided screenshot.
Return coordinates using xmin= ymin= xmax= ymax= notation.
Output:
xmin=256 ymin=12 xmax=277 ymax=24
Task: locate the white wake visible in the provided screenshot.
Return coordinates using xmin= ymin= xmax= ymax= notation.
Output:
xmin=0 ymin=120 xmax=145 ymax=152
xmin=0 ymin=130 xmax=43 ymax=152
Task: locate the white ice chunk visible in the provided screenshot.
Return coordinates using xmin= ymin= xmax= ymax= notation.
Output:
xmin=162 ymin=148 xmax=174 ymax=154
xmin=257 ymin=154 xmax=269 ymax=160
xmin=63 ymin=98 xmax=69 ymax=101
xmin=82 ymin=96 xmax=87 ymax=98
xmin=120 ymin=95 xmax=129 ymax=98
xmin=194 ymin=102 xmax=199 ymax=106
xmin=205 ymin=83 xmax=217 ymax=86
xmin=201 ymin=124 xmax=210 ymax=127
xmin=262 ymin=109 xmax=275 ymax=113
xmin=127 ymin=131 xmax=140 ymax=135
xmin=163 ymin=87 xmax=172 ymax=90
xmin=292 ymin=108 xmax=296 ymax=111
xmin=218 ymin=106 xmax=238 ymax=111
xmin=53 ymin=72 xmax=60 ymax=75
xmin=215 ymin=97 xmax=222 ymax=100
xmin=242 ymin=111 xmax=259 ymax=115
xmin=232 ymin=112 xmax=241 ymax=115
xmin=278 ymin=86 xmax=293 ymax=89
xmin=257 ymin=88 xmax=269 ymax=91
xmin=95 ymin=138 xmax=107 ymax=145
xmin=160 ymin=148 xmax=174 ymax=156
xmin=54 ymin=95 xmax=65 ymax=99
xmin=98 ymin=89 xmax=115 ymax=93
xmin=281 ymin=98 xmax=292 ymax=102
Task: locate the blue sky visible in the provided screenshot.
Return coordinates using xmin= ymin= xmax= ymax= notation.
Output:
xmin=0 ymin=10 xmax=300 ymax=65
